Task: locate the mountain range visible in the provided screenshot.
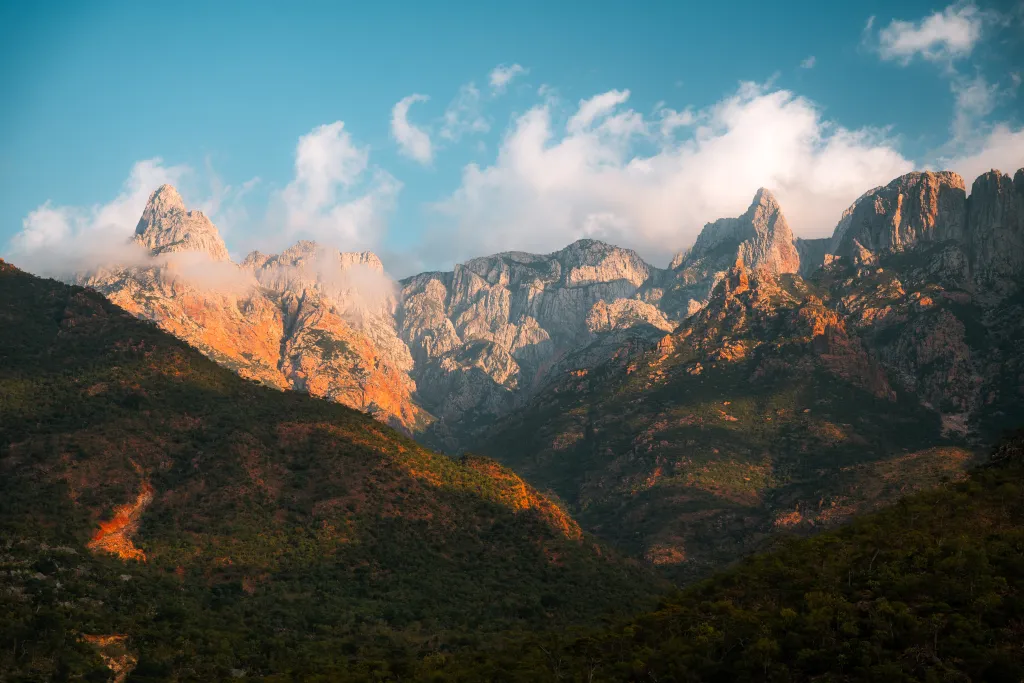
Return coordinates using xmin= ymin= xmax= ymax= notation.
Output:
xmin=2 ymin=162 xmax=1023 ymax=680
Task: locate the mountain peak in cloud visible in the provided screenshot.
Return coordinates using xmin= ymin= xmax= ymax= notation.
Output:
xmin=134 ymin=184 xmax=231 ymax=261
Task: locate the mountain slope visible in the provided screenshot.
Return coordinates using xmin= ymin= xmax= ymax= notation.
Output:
xmin=0 ymin=259 xmax=663 ymax=681
xmin=473 ymin=260 xmax=977 ymax=577
xmin=445 ymin=432 xmax=1024 ymax=682
xmin=397 ymin=238 xmax=674 ymax=449
xmin=472 ymin=166 xmax=1024 ymax=578
xmin=83 ymin=185 xmax=426 ymax=432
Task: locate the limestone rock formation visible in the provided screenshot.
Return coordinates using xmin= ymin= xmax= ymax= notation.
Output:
xmin=83 ymin=186 xmax=425 ymax=432
xmin=967 ymin=169 xmax=1024 ymax=284
xmin=134 ymin=184 xmax=231 ymax=261
xmin=397 ymin=239 xmax=673 ymax=438
xmin=795 ymin=237 xmax=830 ymax=277
xmin=830 ymin=171 xmax=967 ymax=260
xmin=665 ymin=188 xmax=800 ymax=317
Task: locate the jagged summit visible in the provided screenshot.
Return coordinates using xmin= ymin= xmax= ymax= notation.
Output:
xmin=134 ymin=184 xmax=231 ymax=262
xmin=680 ymin=188 xmax=799 ymax=275
xmin=829 ymin=170 xmax=967 ymax=259
xmin=966 ymin=167 xmax=1024 ymax=282
xmin=242 ymin=240 xmax=385 ymax=275
xmin=664 ymin=187 xmax=800 ymax=317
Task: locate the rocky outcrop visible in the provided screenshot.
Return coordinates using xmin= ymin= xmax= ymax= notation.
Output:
xmin=81 ymin=635 xmax=137 ymax=683
xmin=967 ymin=169 xmax=1024 ymax=284
xmin=665 ymin=189 xmax=800 ymax=317
xmin=87 ymin=482 xmax=153 ymax=562
xmin=397 ymin=239 xmax=673 ymax=432
xmin=795 ymin=237 xmax=830 ymax=277
xmin=824 ymin=166 xmax=1024 ymax=287
xmin=134 ymin=184 xmax=231 ymax=262
xmin=83 ymin=187 xmax=426 ymax=432
xmin=830 ymin=171 xmax=967 ymax=261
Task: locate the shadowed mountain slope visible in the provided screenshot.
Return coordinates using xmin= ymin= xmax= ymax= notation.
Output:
xmin=0 ymin=259 xmax=663 ymax=681
xmin=445 ymin=432 xmax=1024 ymax=682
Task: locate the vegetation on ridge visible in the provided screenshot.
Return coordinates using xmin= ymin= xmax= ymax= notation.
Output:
xmin=0 ymin=259 xmax=662 ymax=681
xmin=441 ymin=432 xmax=1024 ymax=681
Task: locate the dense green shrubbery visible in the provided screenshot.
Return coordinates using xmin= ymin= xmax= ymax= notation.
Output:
xmin=0 ymin=262 xmax=661 ymax=680
xmin=441 ymin=432 xmax=1024 ymax=681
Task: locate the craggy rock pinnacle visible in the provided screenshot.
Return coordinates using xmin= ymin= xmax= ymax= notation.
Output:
xmin=830 ymin=171 xmax=967 ymax=260
xmin=664 ymin=188 xmax=800 ymax=317
xmin=134 ymin=184 xmax=232 ymax=262
xmin=84 ymin=187 xmax=425 ymax=433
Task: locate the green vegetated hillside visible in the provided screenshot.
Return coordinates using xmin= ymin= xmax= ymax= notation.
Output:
xmin=474 ymin=250 xmax=1023 ymax=581
xmin=0 ymin=259 xmax=664 ymax=681
xmin=443 ymin=432 xmax=1024 ymax=682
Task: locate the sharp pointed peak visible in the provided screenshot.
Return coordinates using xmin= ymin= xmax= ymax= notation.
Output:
xmin=134 ymin=185 xmax=230 ymax=261
xmin=145 ymin=184 xmax=186 ymax=210
xmin=750 ymin=187 xmax=782 ymax=212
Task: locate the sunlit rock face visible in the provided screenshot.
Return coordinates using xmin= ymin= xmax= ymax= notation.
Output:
xmin=133 ymin=184 xmax=231 ymax=262
xmin=664 ymin=188 xmax=801 ymax=317
xmin=82 ymin=186 xmax=426 ymax=433
xmin=830 ymin=171 xmax=967 ymax=262
xmin=76 ymin=166 xmax=1024 ymax=452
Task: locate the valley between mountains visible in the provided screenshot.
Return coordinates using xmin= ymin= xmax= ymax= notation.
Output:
xmin=2 ymin=163 xmax=1023 ymax=681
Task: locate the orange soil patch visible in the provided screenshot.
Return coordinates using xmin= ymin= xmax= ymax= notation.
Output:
xmin=82 ymin=634 xmax=137 ymax=683
xmin=87 ymin=482 xmax=154 ymax=561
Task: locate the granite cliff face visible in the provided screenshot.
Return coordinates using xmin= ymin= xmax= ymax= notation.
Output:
xmin=967 ymin=169 xmax=1024 ymax=285
xmin=830 ymin=171 xmax=967 ymax=259
xmin=82 ymin=186 xmax=425 ymax=432
xmin=397 ymin=239 xmax=674 ymax=445
xmin=664 ymin=188 xmax=801 ymax=317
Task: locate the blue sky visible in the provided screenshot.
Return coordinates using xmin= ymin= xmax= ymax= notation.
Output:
xmin=2 ymin=0 xmax=1022 ymax=277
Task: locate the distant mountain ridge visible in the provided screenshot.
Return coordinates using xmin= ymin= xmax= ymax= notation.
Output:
xmin=470 ymin=164 xmax=1024 ymax=577
xmin=74 ymin=167 xmax=1024 ymax=455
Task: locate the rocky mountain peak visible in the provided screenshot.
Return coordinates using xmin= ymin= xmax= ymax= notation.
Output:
xmin=664 ymin=188 xmax=800 ymax=317
xmin=134 ymin=184 xmax=230 ymax=262
xmin=830 ymin=170 xmax=966 ymax=261
xmin=683 ymin=189 xmax=799 ymax=275
xmin=967 ymin=167 xmax=1024 ymax=283
xmin=138 ymin=183 xmax=186 ymax=219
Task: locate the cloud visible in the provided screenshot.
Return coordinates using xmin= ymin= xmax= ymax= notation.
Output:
xmin=872 ymin=4 xmax=984 ymax=64
xmin=568 ymin=90 xmax=633 ymax=133
xmin=655 ymin=103 xmax=697 ymax=139
xmin=489 ymin=63 xmax=527 ymax=93
xmin=391 ymin=94 xmax=433 ymax=164
xmin=941 ymin=124 xmax=1024 ymax=185
xmin=440 ymin=83 xmax=489 ymax=141
xmin=275 ymin=121 xmax=400 ymax=252
xmin=950 ymin=73 xmax=999 ymax=141
xmin=425 ymin=82 xmax=914 ymax=271
xmin=800 ymin=56 xmax=817 ymax=69
xmin=7 ymin=158 xmax=189 ymax=276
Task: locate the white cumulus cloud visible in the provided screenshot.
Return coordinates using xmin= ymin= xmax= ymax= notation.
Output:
xmin=489 ymin=63 xmax=527 ymax=93
xmin=874 ymin=4 xmax=984 ymax=64
xmin=391 ymin=94 xmax=433 ymax=164
xmin=7 ymin=158 xmax=190 ymax=276
xmin=800 ymin=56 xmax=817 ymax=69
xmin=275 ymin=121 xmax=399 ymax=252
xmin=424 ymin=82 xmax=914 ymax=271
